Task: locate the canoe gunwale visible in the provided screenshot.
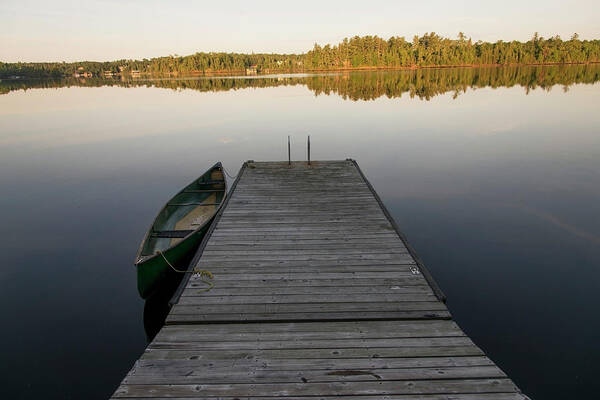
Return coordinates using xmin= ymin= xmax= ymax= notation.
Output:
xmin=169 ymin=161 xmax=248 ymax=306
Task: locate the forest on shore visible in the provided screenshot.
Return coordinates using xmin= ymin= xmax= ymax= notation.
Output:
xmin=1 ymin=33 xmax=599 ymax=78
xmin=3 ymin=64 xmax=598 ymax=101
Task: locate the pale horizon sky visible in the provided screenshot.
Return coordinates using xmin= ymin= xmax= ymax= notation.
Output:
xmin=1 ymin=0 xmax=599 ymax=63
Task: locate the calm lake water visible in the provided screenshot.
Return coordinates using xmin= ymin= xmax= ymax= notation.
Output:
xmin=1 ymin=65 xmax=599 ymax=399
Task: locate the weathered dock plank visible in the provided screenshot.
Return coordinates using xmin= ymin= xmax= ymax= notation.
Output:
xmin=112 ymin=160 xmax=528 ymax=399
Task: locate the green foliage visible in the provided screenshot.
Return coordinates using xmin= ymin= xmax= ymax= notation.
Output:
xmin=2 ymin=64 xmax=598 ymax=101
xmin=305 ymin=33 xmax=600 ymax=69
xmin=1 ymin=33 xmax=599 ymax=78
xmin=0 ymin=53 xmax=303 ymax=78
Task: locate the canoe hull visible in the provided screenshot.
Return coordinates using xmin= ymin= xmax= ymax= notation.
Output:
xmin=134 ymin=162 xmax=226 ymax=300
xmin=136 ymin=220 xmax=212 ymax=299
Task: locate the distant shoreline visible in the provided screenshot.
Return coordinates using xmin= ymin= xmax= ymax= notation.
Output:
xmin=148 ymin=61 xmax=600 ymax=77
xmin=2 ymin=63 xmax=599 ymax=99
xmin=3 ymin=61 xmax=599 ymax=81
xmin=2 ymin=33 xmax=599 ymax=79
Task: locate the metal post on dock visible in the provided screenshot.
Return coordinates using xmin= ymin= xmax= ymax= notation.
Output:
xmin=307 ymin=135 xmax=311 ymax=165
xmin=288 ymin=135 xmax=291 ymax=166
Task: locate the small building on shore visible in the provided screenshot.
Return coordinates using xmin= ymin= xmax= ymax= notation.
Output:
xmin=246 ymin=65 xmax=258 ymax=75
xmin=74 ymin=70 xmax=92 ymax=78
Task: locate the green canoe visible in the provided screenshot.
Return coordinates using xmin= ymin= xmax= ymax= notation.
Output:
xmin=134 ymin=162 xmax=227 ymax=299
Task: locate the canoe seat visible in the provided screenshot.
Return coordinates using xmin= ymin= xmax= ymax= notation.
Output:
xmin=183 ymin=189 xmax=225 ymax=193
xmin=166 ymin=202 xmax=220 ymax=206
xmin=151 ymin=230 xmax=194 ymax=238
xmin=197 ymin=180 xmax=225 ymax=186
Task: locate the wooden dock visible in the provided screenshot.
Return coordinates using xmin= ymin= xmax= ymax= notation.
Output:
xmin=112 ymin=160 xmax=529 ymax=399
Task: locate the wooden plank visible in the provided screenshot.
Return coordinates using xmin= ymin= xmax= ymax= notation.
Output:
xmin=231 ymin=187 xmax=373 ymax=192
xmin=155 ymin=319 xmax=463 ymax=335
xmin=231 ymin=189 xmax=372 ymax=193
xmin=216 ymin=219 xmax=390 ymax=225
xmin=195 ymin=260 xmax=417 ymax=269
xmin=226 ymin=200 xmax=378 ymax=206
xmin=197 ymin=254 xmax=414 ymax=262
xmin=113 ymin=395 xmax=527 ymax=400
xmin=212 ymin=227 xmax=396 ymax=233
xmin=149 ymin=337 xmax=474 ymax=351
xmin=223 ymin=205 xmax=382 ymax=211
xmin=181 ymin=285 xmax=432 ymax=296
xmin=171 ymin=301 xmax=445 ymax=313
xmin=176 ymin=293 xmax=438 ymax=305
xmin=123 ymin=366 xmax=506 ymax=384
xmin=223 ymin=202 xmax=379 ymax=207
xmin=113 ymin=379 xmax=519 ymax=397
xmin=208 ymin=233 xmax=399 ymax=239
xmin=140 ymin=345 xmax=484 ymax=360
xmin=201 ymin=248 xmax=408 ymax=255
xmin=187 ymin=277 xmax=424 ymax=287
xmin=203 ymin=241 xmax=407 ymax=249
xmin=189 ymin=271 xmax=420 ymax=280
xmin=152 ymin=338 xmax=474 ymax=350
xmin=213 ymin=223 xmax=395 ymax=229
xmin=166 ymin=311 xmax=451 ymax=323
xmin=132 ymin=356 xmax=495 ymax=371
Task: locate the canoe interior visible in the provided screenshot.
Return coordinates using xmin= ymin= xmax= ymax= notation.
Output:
xmin=139 ymin=168 xmax=225 ymax=259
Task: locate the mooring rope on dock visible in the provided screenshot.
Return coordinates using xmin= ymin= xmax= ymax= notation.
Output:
xmin=157 ymin=250 xmax=214 ymax=292
xmin=222 ymin=166 xmax=237 ymax=180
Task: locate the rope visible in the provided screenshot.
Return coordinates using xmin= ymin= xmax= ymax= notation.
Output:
xmin=152 ymin=165 xmax=235 ymax=293
xmin=158 ymin=250 xmax=214 ymax=293
xmin=222 ymin=166 xmax=237 ymax=180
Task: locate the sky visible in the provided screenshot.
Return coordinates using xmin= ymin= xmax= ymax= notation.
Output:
xmin=1 ymin=0 xmax=599 ymax=62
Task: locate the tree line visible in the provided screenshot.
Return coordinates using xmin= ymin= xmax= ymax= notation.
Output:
xmin=0 ymin=53 xmax=304 ymax=78
xmin=1 ymin=33 xmax=599 ymax=79
xmin=3 ymin=64 xmax=598 ymax=101
xmin=306 ymin=33 xmax=599 ymax=69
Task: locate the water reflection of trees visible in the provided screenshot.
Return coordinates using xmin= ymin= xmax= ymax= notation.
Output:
xmin=2 ymin=65 xmax=598 ymax=100
xmin=306 ymin=64 xmax=600 ymax=100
